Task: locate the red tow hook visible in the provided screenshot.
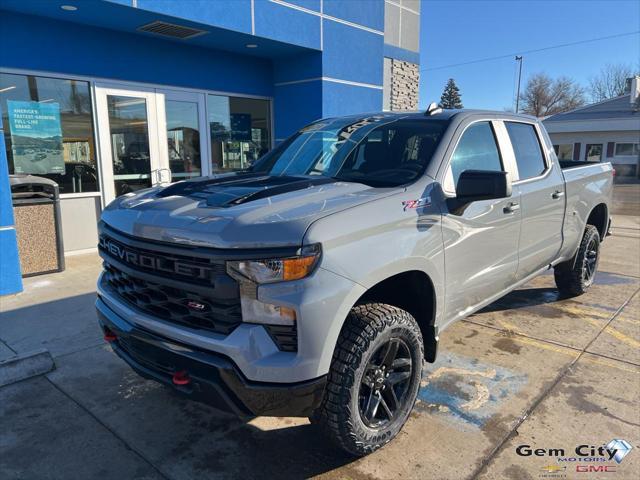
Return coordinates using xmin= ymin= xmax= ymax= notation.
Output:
xmin=104 ymin=330 xmax=117 ymax=343
xmin=172 ymin=370 xmax=191 ymax=386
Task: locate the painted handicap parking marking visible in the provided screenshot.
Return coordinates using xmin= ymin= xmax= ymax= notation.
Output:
xmin=415 ymin=352 xmax=527 ymax=427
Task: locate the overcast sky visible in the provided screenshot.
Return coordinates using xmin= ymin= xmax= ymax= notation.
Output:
xmin=419 ymin=0 xmax=640 ymax=110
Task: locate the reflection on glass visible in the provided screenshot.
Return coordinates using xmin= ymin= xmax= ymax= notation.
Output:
xmin=207 ymin=95 xmax=271 ymax=172
xmin=165 ymin=100 xmax=201 ymax=182
xmin=107 ymin=95 xmax=151 ymax=196
xmin=0 ymin=72 xmax=99 ymax=193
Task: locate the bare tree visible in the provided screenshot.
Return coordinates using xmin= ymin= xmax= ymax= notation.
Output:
xmin=519 ymin=73 xmax=585 ymax=118
xmin=589 ymin=63 xmax=639 ymax=102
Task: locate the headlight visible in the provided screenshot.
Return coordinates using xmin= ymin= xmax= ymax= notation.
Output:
xmin=226 ymin=244 xmax=321 ymax=284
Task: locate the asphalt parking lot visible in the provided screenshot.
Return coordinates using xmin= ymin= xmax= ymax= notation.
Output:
xmin=1 ymin=209 xmax=639 ymax=479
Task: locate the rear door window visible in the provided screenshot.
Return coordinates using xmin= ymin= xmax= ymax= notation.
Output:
xmin=505 ymin=122 xmax=546 ymax=180
xmin=448 ymin=121 xmax=503 ymax=190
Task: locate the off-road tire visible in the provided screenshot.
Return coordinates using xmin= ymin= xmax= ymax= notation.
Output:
xmin=554 ymin=224 xmax=600 ymax=297
xmin=311 ymin=303 xmax=423 ymax=456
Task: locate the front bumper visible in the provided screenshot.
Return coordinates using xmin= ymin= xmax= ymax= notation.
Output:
xmin=97 ymin=298 xmax=326 ymax=417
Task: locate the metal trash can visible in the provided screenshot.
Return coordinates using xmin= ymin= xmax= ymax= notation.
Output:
xmin=10 ymin=175 xmax=65 ymax=277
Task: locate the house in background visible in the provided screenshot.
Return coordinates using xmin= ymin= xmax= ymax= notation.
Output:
xmin=544 ymin=76 xmax=640 ymax=181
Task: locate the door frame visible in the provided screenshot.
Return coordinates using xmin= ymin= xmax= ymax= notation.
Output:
xmin=94 ymin=83 xmax=164 ymax=204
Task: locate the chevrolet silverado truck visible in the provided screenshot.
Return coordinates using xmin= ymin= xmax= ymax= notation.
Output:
xmin=96 ymin=108 xmax=612 ymax=455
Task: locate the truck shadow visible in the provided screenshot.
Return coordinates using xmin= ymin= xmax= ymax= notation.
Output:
xmin=479 ymin=287 xmax=566 ymax=313
xmin=189 ymin=418 xmax=359 ymax=477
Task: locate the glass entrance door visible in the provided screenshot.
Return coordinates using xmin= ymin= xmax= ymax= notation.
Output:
xmin=95 ymin=86 xmax=163 ymax=203
xmin=159 ymin=90 xmax=208 ymax=182
xmin=96 ymin=86 xmax=209 ymax=204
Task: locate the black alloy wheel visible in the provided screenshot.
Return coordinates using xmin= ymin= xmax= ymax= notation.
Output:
xmin=311 ymin=303 xmax=423 ymax=456
xmin=554 ymin=224 xmax=601 ymax=296
xmin=359 ymin=338 xmax=413 ymax=428
xmin=582 ymin=236 xmax=599 ymax=285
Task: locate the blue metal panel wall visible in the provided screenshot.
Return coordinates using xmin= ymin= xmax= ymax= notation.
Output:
xmin=322 ymin=19 xmax=383 ymax=85
xmin=283 ymin=0 xmax=321 ymax=11
xmin=323 ymin=0 xmax=385 ymax=30
xmin=0 ymin=104 xmax=23 ymax=295
xmin=383 ymin=44 xmax=420 ymax=64
xmin=254 ymin=0 xmax=321 ymax=50
xmin=322 ymin=81 xmax=383 ymax=117
xmin=274 ymin=81 xmax=323 ymax=140
xmin=273 ymin=52 xmax=323 ymax=84
xmin=0 ymin=12 xmax=273 ymax=97
xmin=136 ymin=0 xmax=253 ymax=34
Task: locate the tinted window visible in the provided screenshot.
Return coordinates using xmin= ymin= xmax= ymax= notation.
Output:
xmin=253 ymin=119 xmax=448 ymax=187
xmin=505 ymin=122 xmax=546 ymax=180
xmin=450 ymin=122 xmax=502 ymax=188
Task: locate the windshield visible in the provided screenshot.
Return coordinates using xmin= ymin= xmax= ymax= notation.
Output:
xmin=249 ymin=116 xmax=449 ymax=187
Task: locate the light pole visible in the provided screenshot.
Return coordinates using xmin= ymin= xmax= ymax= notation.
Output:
xmin=515 ymin=55 xmax=523 ymax=113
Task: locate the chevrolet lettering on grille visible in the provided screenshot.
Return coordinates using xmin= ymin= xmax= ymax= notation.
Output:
xmin=99 ymin=236 xmax=213 ymax=281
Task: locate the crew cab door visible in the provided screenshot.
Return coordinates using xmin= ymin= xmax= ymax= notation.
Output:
xmin=440 ymin=120 xmax=521 ymax=326
xmin=502 ymin=121 xmax=565 ymax=280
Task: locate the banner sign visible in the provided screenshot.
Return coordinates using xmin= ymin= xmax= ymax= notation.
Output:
xmin=7 ymin=100 xmax=64 ymax=175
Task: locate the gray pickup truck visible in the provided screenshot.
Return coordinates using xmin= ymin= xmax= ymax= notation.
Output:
xmin=96 ymin=109 xmax=612 ymax=455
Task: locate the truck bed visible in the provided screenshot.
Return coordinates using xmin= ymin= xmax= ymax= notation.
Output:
xmin=557 ymin=161 xmax=613 ymax=261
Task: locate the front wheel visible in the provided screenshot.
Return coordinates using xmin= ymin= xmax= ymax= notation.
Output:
xmin=554 ymin=224 xmax=600 ymax=296
xmin=311 ymin=303 xmax=423 ymax=456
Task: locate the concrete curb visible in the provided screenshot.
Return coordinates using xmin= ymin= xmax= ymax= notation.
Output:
xmin=0 ymin=349 xmax=55 ymax=387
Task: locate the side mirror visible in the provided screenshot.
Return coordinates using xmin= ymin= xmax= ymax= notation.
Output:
xmin=447 ymin=170 xmax=511 ymax=211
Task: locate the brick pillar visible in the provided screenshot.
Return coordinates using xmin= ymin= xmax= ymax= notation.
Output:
xmin=390 ymin=59 xmax=419 ymax=110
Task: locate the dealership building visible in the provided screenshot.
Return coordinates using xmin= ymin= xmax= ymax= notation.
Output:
xmin=0 ymin=0 xmax=421 ymax=293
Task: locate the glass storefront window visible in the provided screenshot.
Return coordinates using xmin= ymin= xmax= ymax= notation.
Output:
xmin=0 ymin=72 xmax=99 ymax=193
xmin=207 ymin=94 xmax=271 ymax=172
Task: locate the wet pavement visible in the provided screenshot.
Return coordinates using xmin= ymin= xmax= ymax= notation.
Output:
xmin=1 ymin=214 xmax=639 ymax=480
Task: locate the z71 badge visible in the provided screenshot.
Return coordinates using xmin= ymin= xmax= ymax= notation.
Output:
xmin=402 ymin=197 xmax=430 ymax=211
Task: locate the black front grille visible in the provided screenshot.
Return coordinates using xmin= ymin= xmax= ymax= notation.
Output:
xmin=104 ymin=263 xmax=242 ymax=335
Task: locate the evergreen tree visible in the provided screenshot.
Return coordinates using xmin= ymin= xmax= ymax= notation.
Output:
xmin=439 ymin=78 xmax=464 ymax=109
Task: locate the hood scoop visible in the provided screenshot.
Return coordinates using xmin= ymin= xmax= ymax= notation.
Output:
xmin=158 ymin=174 xmax=336 ymax=208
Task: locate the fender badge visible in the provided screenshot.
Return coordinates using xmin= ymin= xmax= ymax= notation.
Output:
xmin=402 ymin=197 xmax=430 ymax=211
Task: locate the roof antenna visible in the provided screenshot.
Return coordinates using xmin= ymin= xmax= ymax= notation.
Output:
xmin=425 ymin=102 xmax=443 ymax=116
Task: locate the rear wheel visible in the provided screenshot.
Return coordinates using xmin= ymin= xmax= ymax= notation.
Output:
xmin=554 ymin=224 xmax=600 ymax=296
xmin=311 ymin=303 xmax=423 ymax=456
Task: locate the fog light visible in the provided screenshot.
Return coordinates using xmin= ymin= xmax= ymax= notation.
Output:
xmin=240 ymin=296 xmax=296 ymax=326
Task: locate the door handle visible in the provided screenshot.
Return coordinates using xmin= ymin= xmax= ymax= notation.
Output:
xmin=552 ymin=190 xmax=564 ymax=199
xmin=503 ymin=202 xmax=520 ymax=214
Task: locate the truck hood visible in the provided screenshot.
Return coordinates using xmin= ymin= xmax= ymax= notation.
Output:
xmin=101 ymin=173 xmax=400 ymax=249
